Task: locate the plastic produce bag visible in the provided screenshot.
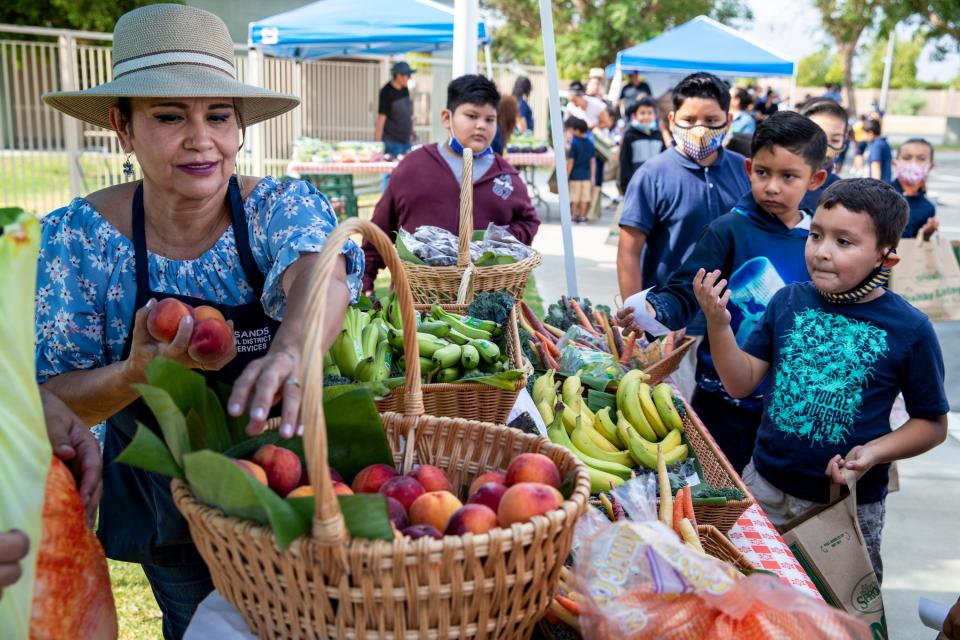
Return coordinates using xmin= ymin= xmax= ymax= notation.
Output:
xmin=569 ymin=477 xmax=870 ymax=640
xmin=396 ymin=223 xmax=535 ymax=266
xmin=558 ymin=341 xmax=620 ymax=382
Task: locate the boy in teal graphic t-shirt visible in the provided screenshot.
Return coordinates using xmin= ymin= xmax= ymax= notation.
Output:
xmin=694 ymin=178 xmax=949 ymax=581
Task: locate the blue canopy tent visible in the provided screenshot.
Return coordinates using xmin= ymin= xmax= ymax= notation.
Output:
xmin=605 ymin=16 xmax=796 ymax=101
xmin=248 ymin=0 xmax=489 ymax=59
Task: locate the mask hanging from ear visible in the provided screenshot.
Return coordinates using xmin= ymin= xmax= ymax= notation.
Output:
xmin=817 ymin=248 xmax=895 ymax=304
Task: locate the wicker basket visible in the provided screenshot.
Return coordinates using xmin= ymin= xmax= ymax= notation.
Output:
xmin=374 ymin=303 xmax=525 ymax=424
xmin=644 ymin=335 xmax=696 ymax=385
xmin=698 ymin=524 xmax=755 ymax=574
xmin=681 ymin=400 xmax=753 ymax=533
xmin=172 ymin=218 xmax=590 ymax=640
xmin=401 ymin=147 xmax=541 ymax=304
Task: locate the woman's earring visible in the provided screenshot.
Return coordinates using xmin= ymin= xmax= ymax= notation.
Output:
xmin=122 ymin=154 xmax=135 ymax=180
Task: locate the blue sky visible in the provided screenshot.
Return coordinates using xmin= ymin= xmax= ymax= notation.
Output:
xmin=742 ymin=0 xmax=960 ymax=82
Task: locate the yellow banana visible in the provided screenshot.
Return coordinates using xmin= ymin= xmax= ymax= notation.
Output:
xmin=580 ymin=401 xmax=595 ymax=425
xmin=571 ymin=426 xmax=634 ymax=467
xmin=620 ymin=422 xmax=658 ymax=470
xmin=585 ymin=465 xmax=626 ymax=494
xmin=562 ymin=373 xmax=582 ymax=412
xmin=658 ymin=428 xmax=683 ymax=453
xmin=653 ymin=383 xmax=684 ymax=432
xmin=562 ymin=404 xmax=580 ymax=435
xmin=532 ymin=370 xmax=558 ymax=407
xmin=581 ymin=416 xmax=619 ymax=452
xmin=616 ymin=369 xmax=643 ymax=412
xmin=537 ymin=399 xmax=555 ymax=426
xmin=594 ymin=407 xmax=624 ymax=448
xmin=547 ymin=415 xmax=633 ymax=480
xmin=619 ymin=399 xmax=658 ymax=442
xmin=638 ymin=383 xmax=668 ymax=439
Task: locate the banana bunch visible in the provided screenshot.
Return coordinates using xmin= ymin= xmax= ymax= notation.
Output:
xmin=545 ymin=403 xmax=632 ymax=494
xmin=615 ymin=373 xmax=687 ymax=470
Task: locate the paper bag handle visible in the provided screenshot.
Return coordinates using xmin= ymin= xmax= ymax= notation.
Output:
xmin=828 ymin=468 xmax=865 ymax=546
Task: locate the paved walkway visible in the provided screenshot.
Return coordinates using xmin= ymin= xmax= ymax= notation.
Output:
xmin=526 ymin=155 xmax=960 ymax=638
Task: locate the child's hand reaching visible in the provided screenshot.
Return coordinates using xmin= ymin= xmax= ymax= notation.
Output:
xmin=693 ymin=269 xmax=732 ymax=326
xmin=825 ymin=445 xmax=879 ymax=485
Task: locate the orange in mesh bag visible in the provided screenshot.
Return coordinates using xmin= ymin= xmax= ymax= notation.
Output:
xmin=574 ymin=517 xmax=870 ymax=640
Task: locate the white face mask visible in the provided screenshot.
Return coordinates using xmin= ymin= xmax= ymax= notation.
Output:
xmin=407 ymin=78 xmax=417 ymax=91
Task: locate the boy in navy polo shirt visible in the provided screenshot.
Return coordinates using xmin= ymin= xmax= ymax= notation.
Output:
xmin=694 ymin=178 xmax=949 ymax=579
xmin=892 ymin=138 xmax=938 ymax=239
xmin=617 ymin=72 xmax=750 ymax=296
xmin=617 ymin=112 xmax=828 ymax=473
xmin=565 ymin=116 xmax=595 ymax=223
xmin=864 ymin=119 xmax=893 ymax=182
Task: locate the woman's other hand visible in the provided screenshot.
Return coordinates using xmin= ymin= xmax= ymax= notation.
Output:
xmin=0 ymin=530 xmax=29 ymax=599
xmin=124 ymin=299 xmax=237 ymax=381
xmin=227 ymin=348 xmax=301 ymax=439
xmin=39 ymin=388 xmax=102 ymax=526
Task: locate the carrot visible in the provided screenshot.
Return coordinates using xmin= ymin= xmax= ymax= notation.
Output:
xmin=672 ymin=488 xmax=684 ymax=535
xmin=536 ymin=337 xmax=559 ymax=370
xmin=527 ymin=339 xmax=544 ymax=367
xmin=605 ymin=309 xmax=625 ymax=357
xmin=555 ymin=594 xmax=583 ymax=616
xmin=543 ymin=609 xmax=560 ymax=625
xmin=549 ymin=599 xmax=581 ymax=632
xmin=657 ymin=447 xmax=673 ymax=528
xmin=569 ymin=299 xmax=600 ymax=336
xmin=683 ymin=486 xmax=698 ymax=529
xmin=536 ymin=331 xmax=561 ymax=358
xmin=517 ymin=308 xmax=536 ymax=334
xmin=519 ymin=300 xmax=552 ymax=339
xmin=542 ymin=322 xmax=565 ymax=339
xmin=599 ymin=312 xmax=619 ymax=357
xmin=620 ymin=332 xmax=637 ymax=365
xmin=679 ymin=518 xmax=705 ymax=553
xmin=663 ymin=330 xmax=675 ymax=355
xmin=592 ymin=307 xmax=606 ymax=333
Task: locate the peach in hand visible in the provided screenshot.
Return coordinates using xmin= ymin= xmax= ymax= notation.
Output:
xmin=193 ymin=305 xmax=225 ymax=323
xmin=232 ymin=459 xmax=268 ymax=486
xmin=352 ymin=464 xmax=399 ymax=494
xmin=187 ymin=317 xmax=233 ymax=364
xmin=408 ymin=491 xmax=463 ymax=533
xmin=468 ymin=471 xmax=507 ymax=496
xmin=497 ymin=482 xmax=559 ymax=526
xmin=252 ymin=445 xmax=302 ymax=497
xmin=444 ymin=504 xmax=499 ymax=536
xmin=147 ymin=298 xmax=193 ymax=343
xmin=407 ymin=464 xmax=452 ymax=493
xmin=379 ymin=476 xmax=425 ymax=512
xmin=505 ymin=453 xmax=561 ymax=488
xmin=467 ymin=482 xmax=508 ymax=513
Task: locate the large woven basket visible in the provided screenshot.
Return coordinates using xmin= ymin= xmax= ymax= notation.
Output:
xmin=698 ymin=525 xmax=755 ymax=574
xmin=172 ymin=218 xmax=590 ymax=639
xmin=401 ymin=147 xmax=541 ymax=304
xmin=374 ymin=303 xmax=526 ymax=424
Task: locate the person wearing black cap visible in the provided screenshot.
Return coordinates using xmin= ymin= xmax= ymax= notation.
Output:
xmin=376 ymin=61 xmax=416 ymax=159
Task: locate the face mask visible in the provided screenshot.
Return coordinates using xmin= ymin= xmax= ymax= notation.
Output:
xmin=896 ymin=162 xmax=930 ymax=186
xmin=633 ymin=121 xmax=657 ymax=132
xmin=448 ymin=134 xmax=493 ymax=158
xmin=671 ymin=123 xmax=727 ymax=162
xmin=817 ymin=249 xmax=895 ymax=304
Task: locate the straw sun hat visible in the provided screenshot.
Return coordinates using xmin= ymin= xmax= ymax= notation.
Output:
xmin=43 ymin=4 xmax=299 ymax=130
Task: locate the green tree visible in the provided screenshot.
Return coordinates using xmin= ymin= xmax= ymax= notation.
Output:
xmin=813 ymin=0 xmax=885 ymax=116
xmin=863 ymin=36 xmax=924 ymax=89
xmin=0 ymin=0 xmax=177 ymax=33
xmin=889 ymin=1 xmax=960 ymax=48
xmin=797 ymin=48 xmax=845 ymax=87
xmin=480 ymin=0 xmax=751 ymax=79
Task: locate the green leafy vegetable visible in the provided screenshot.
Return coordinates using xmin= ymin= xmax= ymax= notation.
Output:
xmin=288 ymin=494 xmax=394 ymax=542
xmin=114 ymin=423 xmax=185 ymax=480
xmin=133 ymin=384 xmax=191 ymax=466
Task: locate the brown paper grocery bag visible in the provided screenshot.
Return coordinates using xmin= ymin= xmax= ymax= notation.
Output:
xmin=779 ymin=471 xmax=888 ymax=639
xmin=889 ymin=234 xmax=960 ymax=321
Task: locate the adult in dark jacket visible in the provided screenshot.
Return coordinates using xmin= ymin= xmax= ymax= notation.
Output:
xmin=363 ymin=75 xmax=540 ymax=292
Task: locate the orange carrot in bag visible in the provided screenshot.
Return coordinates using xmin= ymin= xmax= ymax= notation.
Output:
xmin=569 ymin=299 xmax=600 ymax=336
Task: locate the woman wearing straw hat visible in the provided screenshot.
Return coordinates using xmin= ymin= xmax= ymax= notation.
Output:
xmin=35 ymin=4 xmax=362 ymax=637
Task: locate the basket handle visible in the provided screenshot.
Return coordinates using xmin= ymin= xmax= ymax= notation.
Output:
xmin=456 ymin=146 xmax=474 ymax=268
xmin=301 ymin=218 xmax=424 ymax=542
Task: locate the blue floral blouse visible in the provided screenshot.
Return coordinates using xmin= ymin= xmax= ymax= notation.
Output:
xmin=35 ymin=176 xmax=363 ymax=383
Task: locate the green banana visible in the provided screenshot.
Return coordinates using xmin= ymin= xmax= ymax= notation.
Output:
xmin=618 ymin=372 xmax=659 ymax=441
xmin=537 ymin=399 xmax=555 ymax=425
xmin=430 ymin=304 xmax=492 ymax=340
xmin=386 ymin=328 xmax=404 ymax=350
xmin=361 ymin=322 xmax=380 ymax=360
xmin=562 ymin=373 xmax=582 ymax=412
xmin=582 ymin=462 xmax=626 ymax=493
xmin=571 ymin=426 xmax=634 ymax=467
xmin=532 ymin=370 xmax=558 ymax=408
xmin=401 ymin=355 xmax=437 ymax=376
xmin=436 ymin=366 xmax=461 ymax=383
xmin=594 ymin=407 xmax=624 ymax=448
xmin=444 ymin=328 xmax=471 ymax=345
xmin=470 ymin=338 xmax=500 ymax=364
xmin=460 ymin=344 xmax=480 ymax=369
xmin=561 ymin=403 xmax=579 ymax=434
xmin=653 ymin=383 xmax=684 ymax=431
xmin=332 ymin=330 xmax=361 ymax=379
xmin=431 ymin=344 xmax=462 ymax=369
xmin=547 ymin=410 xmax=633 ymax=480
xmin=431 ymin=304 xmax=500 ymax=335
xmin=323 ymin=363 xmax=341 ymax=377
xmin=417 ymin=320 xmax=451 ymax=338
xmin=354 ymin=357 xmax=376 ymax=382
xmin=417 ymin=332 xmax=449 ymax=358
xmin=638 ymin=383 xmax=668 ymax=438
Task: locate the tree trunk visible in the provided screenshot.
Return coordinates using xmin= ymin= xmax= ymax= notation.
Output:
xmin=838 ymin=42 xmax=858 ymax=116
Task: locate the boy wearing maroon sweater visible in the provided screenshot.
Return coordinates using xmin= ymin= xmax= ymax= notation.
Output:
xmin=362 ymin=75 xmax=540 ymax=292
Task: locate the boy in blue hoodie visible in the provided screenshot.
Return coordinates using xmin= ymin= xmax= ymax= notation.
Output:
xmin=617 ymin=111 xmax=828 ymax=473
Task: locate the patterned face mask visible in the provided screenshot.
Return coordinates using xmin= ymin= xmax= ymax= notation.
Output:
xmin=896 ymin=162 xmax=931 ymax=186
xmin=671 ymin=123 xmax=727 ymax=162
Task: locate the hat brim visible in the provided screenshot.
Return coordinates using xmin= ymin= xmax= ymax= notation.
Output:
xmin=43 ymin=65 xmax=300 ymax=130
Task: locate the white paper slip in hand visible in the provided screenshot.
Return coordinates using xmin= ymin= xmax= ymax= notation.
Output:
xmin=623 ymin=288 xmax=671 ymax=338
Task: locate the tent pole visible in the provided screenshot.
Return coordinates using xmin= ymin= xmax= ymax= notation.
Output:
xmin=484 ymin=43 xmax=494 ymax=79
xmin=789 ymin=68 xmax=797 ymax=110
xmin=453 ymin=0 xmax=478 ymax=77
xmin=538 ymin=0 xmax=578 ymax=298
xmin=607 ymin=58 xmax=622 ymax=103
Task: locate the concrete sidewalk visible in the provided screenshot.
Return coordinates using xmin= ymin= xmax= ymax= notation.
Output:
xmin=527 ymin=187 xmax=960 ymax=639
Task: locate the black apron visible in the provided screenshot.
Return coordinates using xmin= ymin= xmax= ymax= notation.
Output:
xmin=98 ymin=177 xmax=281 ymax=565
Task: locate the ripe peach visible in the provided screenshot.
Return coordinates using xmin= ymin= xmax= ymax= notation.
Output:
xmin=467 ymin=482 xmax=508 ymax=513
xmin=232 ymin=459 xmax=268 ymax=486
xmin=193 ymin=305 xmax=225 ymax=323
xmin=352 ymin=464 xmax=399 ymax=494
xmin=379 ymin=476 xmax=425 ymax=512
xmin=188 ymin=317 xmax=233 ymax=364
xmin=505 ymin=453 xmax=561 ymax=488
xmin=402 ymin=524 xmax=443 ymax=540
xmin=497 ymin=482 xmax=560 ymax=526
xmin=385 ymin=496 xmax=409 ymax=530
xmin=408 ymin=491 xmax=463 ymax=533
xmin=444 ymin=504 xmax=499 ymax=536
xmin=407 ymin=464 xmax=452 ymax=493
xmin=468 ymin=471 xmax=507 ymax=496
xmin=147 ymin=298 xmax=193 ymax=343
xmin=286 ymin=485 xmax=314 ymax=498
xmin=252 ymin=444 xmax=303 ymax=497
xmin=332 ymin=481 xmax=354 ymax=496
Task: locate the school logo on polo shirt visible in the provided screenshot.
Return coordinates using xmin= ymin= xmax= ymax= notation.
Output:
xmin=492 ymin=175 xmax=514 ymax=200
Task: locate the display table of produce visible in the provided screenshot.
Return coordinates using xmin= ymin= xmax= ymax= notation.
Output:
xmin=285 ymin=160 xmax=399 ymax=177
xmin=506 ymin=151 xmax=556 ymax=167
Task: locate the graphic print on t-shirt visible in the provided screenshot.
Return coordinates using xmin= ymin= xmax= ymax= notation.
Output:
xmin=769 ymin=308 xmax=889 ymax=445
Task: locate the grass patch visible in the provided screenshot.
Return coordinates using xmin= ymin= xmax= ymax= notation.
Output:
xmin=108 ymin=559 xmax=163 ymax=639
